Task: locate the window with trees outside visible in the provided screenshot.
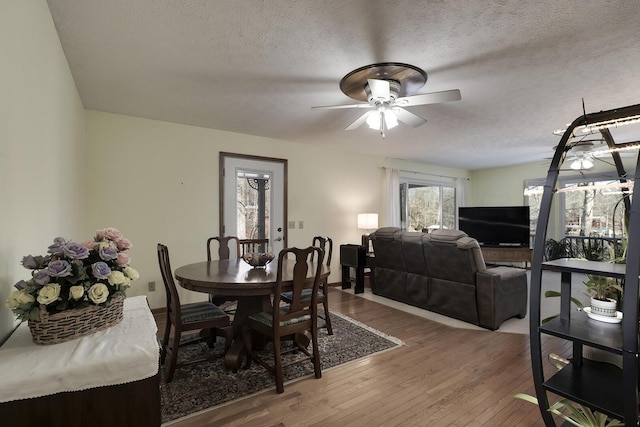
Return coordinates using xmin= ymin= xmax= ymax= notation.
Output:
xmin=524 ymin=175 xmax=630 ymax=259
xmin=236 ymin=171 xmax=271 ymax=240
xmin=400 ymin=180 xmax=456 ymax=232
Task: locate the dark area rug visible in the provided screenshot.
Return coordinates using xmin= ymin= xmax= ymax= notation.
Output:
xmin=160 ymin=312 xmax=403 ymax=425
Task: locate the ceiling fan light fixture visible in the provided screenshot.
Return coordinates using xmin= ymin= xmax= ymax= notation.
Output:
xmin=366 ymin=110 xmax=381 ymax=130
xmin=366 ymin=108 xmax=398 ymax=134
xmin=384 ymin=109 xmax=399 ymax=129
xmin=570 ymin=157 xmax=594 ymax=170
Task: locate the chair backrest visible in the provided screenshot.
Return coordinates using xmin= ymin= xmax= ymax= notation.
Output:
xmin=239 ymin=238 xmax=269 ymax=255
xmin=272 ymin=246 xmax=324 ymax=325
xmin=207 ymin=236 xmax=241 ymax=261
xmin=157 ymin=243 xmax=181 ymax=321
xmin=312 ymin=236 xmax=332 ymax=266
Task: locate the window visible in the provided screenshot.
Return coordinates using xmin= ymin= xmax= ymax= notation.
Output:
xmin=400 ymin=179 xmax=456 ymax=231
xmin=524 ymin=175 xmax=631 ymax=253
xmin=561 ymin=179 xmax=629 ymax=239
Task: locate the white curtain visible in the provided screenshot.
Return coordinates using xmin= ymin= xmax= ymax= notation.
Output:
xmin=382 ymin=167 xmax=401 ymax=227
xmin=456 ymin=177 xmax=468 ymax=208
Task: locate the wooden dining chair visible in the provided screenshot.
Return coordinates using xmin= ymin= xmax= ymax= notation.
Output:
xmin=206 ymin=236 xmax=241 ymax=311
xmin=241 ymin=246 xmax=325 ymax=394
xmin=281 ymin=236 xmax=333 ymax=334
xmin=157 ymin=243 xmax=233 ymax=383
xmin=206 ymin=236 xmax=241 ymax=261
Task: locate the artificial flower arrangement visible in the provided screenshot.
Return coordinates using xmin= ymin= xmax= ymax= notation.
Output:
xmin=5 ymin=227 xmax=139 ymax=321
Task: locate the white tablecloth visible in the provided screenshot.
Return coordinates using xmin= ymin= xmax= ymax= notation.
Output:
xmin=0 ymin=295 xmax=160 ymax=403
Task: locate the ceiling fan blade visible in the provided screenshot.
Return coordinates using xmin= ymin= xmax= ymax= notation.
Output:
xmin=367 ymin=79 xmax=390 ymax=100
xmin=394 ymin=107 xmax=427 ymax=128
xmin=396 ymin=89 xmax=461 ymax=107
xmin=345 ymin=112 xmax=370 ymax=130
xmin=312 ymin=103 xmax=373 ymax=110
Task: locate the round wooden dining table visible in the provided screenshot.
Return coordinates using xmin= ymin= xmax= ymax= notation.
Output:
xmin=174 ymin=259 xmax=330 ymax=370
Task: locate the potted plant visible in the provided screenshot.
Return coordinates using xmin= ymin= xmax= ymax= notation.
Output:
xmin=583 ymin=274 xmax=623 ymax=318
xmin=515 ymin=393 xmax=623 ymax=427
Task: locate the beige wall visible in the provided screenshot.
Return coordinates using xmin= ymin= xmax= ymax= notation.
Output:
xmin=0 ymin=0 xmax=85 ymax=341
xmin=85 ymin=111 xmax=471 ymax=309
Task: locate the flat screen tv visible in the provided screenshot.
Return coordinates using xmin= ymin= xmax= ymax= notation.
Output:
xmin=458 ymin=206 xmax=530 ymax=248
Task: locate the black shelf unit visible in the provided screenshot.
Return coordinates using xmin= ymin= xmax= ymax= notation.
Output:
xmin=529 ymin=104 xmax=640 ymax=426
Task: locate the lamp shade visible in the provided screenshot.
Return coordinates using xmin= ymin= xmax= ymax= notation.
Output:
xmin=357 ymin=213 xmax=379 ymax=230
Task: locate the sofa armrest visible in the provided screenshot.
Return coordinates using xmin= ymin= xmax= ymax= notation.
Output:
xmin=475 ymin=266 xmax=528 ymax=330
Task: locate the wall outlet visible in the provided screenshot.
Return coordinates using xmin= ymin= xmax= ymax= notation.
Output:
xmin=298 ymin=220 xmax=304 ymax=229
xmin=288 ymin=221 xmax=295 ymax=229
xmin=148 ymin=281 xmax=156 ymax=292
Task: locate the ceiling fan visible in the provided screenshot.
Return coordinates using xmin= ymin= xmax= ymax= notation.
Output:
xmin=554 ymin=138 xmax=636 ymax=171
xmin=567 ymin=140 xmax=598 ymax=170
xmin=312 ymin=63 xmax=461 ymax=138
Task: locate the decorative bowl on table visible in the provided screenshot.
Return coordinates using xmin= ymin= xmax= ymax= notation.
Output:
xmin=242 ymin=252 xmax=275 ymax=268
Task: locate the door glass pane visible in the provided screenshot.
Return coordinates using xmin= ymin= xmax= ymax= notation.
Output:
xmin=236 ymin=171 xmax=271 ymax=240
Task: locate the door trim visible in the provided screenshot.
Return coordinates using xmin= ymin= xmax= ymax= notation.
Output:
xmin=219 ymin=152 xmax=288 ymax=248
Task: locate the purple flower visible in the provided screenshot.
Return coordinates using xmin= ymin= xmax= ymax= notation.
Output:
xmin=34 ymin=269 xmax=51 ymax=286
xmin=63 ymin=242 xmax=90 ymax=260
xmin=91 ymin=262 xmax=111 ymax=279
xmin=47 ymin=237 xmax=68 ymax=255
xmin=21 ymin=255 xmax=38 ymax=269
xmin=47 ymin=260 xmax=72 ymax=277
xmin=14 ymin=280 xmax=28 ymax=290
xmin=99 ymin=246 xmax=118 ymax=261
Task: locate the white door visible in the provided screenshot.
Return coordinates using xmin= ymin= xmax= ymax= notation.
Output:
xmin=221 ymin=153 xmax=287 ymax=255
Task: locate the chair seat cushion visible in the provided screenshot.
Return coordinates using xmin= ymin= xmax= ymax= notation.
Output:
xmin=281 ymin=289 xmax=320 ymax=301
xmin=181 ymin=302 xmax=228 ymax=323
xmin=249 ymin=309 xmax=311 ymax=327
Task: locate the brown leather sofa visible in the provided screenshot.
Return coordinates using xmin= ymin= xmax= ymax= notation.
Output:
xmin=369 ymin=227 xmax=527 ymax=330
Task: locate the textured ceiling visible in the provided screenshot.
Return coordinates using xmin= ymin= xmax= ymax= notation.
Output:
xmin=46 ymin=0 xmax=640 ymax=170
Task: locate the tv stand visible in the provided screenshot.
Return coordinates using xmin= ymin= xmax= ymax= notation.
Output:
xmin=481 ymin=246 xmax=532 ymax=269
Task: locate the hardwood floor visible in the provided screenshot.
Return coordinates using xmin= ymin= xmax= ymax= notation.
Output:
xmin=157 ymin=287 xmax=568 ymax=426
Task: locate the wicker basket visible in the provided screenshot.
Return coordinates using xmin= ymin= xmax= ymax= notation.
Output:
xmin=28 ymin=296 xmax=125 ymax=345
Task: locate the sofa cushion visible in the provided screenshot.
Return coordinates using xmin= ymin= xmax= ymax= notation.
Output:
xmin=457 ymin=236 xmax=487 ymax=272
xmin=370 ymin=227 xmax=406 ymax=271
xmin=371 ymin=227 xmax=402 ymax=240
xmin=429 ymin=229 xmax=468 ymax=244
xmin=401 ymin=232 xmax=430 ymax=276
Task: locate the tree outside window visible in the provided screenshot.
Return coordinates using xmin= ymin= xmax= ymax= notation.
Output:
xmin=400 ymin=181 xmax=456 ymax=231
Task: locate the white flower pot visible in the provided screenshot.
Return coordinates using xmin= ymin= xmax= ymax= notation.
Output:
xmin=590 ymin=297 xmax=617 ymax=317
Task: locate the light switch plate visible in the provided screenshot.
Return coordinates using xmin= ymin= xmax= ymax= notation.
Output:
xmin=288 ymin=221 xmax=295 ymax=229
xmin=299 ymin=220 xmax=304 ymax=229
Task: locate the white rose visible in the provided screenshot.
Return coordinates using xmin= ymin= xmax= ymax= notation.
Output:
xmin=69 ymin=285 xmax=85 ymax=300
xmin=37 ymin=283 xmax=61 ymax=305
xmin=88 ymin=283 xmax=109 ymax=304
xmin=6 ymin=290 xmax=35 ymax=309
xmin=107 ymin=270 xmax=126 ymax=286
xmin=123 ymin=266 xmax=139 ymax=281
xmin=118 ymin=279 xmax=132 ymax=293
